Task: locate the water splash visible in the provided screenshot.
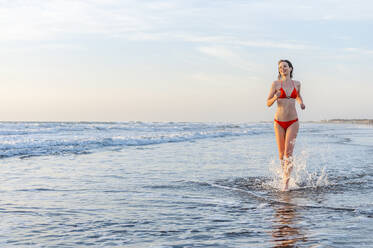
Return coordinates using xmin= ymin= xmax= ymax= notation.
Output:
xmin=266 ymin=150 xmax=329 ymax=191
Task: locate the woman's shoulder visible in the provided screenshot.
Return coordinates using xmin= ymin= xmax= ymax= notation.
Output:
xmin=293 ymin=79 xmax=301 ymax=86
xmin=272 ymin=80 xmax=281 ymax=86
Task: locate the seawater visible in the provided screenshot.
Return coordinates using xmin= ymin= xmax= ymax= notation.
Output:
xmin=0 ymin=122 xmax=373 ymax=247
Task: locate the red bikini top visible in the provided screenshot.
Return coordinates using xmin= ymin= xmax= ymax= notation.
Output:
xmin=279 ymin=80 xmax=298 ymax=99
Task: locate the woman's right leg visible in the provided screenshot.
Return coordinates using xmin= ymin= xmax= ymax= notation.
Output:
xmin=274 ymin=121 xmax=286 ymax=161
xmin=274 ymin=122 xmax=288 ymax=190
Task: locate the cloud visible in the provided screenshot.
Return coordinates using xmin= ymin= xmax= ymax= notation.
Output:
xmin=0 ymin=0 xmax=157 ymax=41
xmin=0 ymin=0 xmax=369 ymax=57
xmin=190 ymin=72 xmax=259 ymax=86
xmin=235 ymin=0 xmax=373 ymax=21
xmin=197 ymin=46 xmax=253 ymax=72
xmin=174 ymin=33 xmax=315 ymax=51
xmin=236 ymin=40 xmax=314 ymax=50
xmin=2 ymin=0 xmax=372 ymax=43
xmin=198 ymin=46 xmax=235 ymax=60
xmin=345 ymin=47 xmax=373 ymax=55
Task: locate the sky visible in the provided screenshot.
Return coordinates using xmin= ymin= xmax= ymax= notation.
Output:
xmin=1 ymin=0 xmax=373 ymax=122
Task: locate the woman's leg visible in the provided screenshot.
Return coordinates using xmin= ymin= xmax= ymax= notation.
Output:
xmin=283 ymin=121 xmax=299 ymax=190
xmin=274 ymin=121 xmax=286 ymax=161
xmin=284 ymin=121 xmax=299 ymax=159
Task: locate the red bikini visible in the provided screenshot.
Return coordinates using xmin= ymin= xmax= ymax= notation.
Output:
xmin=278 ymin=80 xmax=298 ymax=99
xmin=274 ymin=80 xmax=299 ymax=131
xmin=275 ymin=118 xmax=298 ymax=131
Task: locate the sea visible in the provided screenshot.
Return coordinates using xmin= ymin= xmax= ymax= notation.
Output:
xmin=0 ymin=121 xmax=372 ymax=247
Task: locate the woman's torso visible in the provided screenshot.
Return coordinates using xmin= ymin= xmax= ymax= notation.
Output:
xmin=274 ymin=80 xmax=299 ymax=121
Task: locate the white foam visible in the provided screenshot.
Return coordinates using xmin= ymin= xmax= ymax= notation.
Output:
xmin=266 ymin=150 xmax=329 ymax=191
xmin=0 ymin=122 xmax=268 ymax=159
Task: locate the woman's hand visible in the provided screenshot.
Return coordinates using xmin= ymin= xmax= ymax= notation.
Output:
xmin=274 ymin=90 xmax=281 ymax=100
xmin=267 ymin=82 xmax=281 ymax=107
xmin=300 ymin=103 xmax=305 ymax=110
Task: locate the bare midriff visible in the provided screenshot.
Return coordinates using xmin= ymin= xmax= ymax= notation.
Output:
xmin=275 ymin=95 xmax=298 ymax=121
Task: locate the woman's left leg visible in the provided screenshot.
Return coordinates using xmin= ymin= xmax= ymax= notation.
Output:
xmin=283 ymin=121 xmax=299 ymax=190
xmin=284 ymin=121 xmax=299 ymax=158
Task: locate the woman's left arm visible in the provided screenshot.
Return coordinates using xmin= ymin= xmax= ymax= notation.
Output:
xmin=296 ymin=81 xmax=306 ymax=110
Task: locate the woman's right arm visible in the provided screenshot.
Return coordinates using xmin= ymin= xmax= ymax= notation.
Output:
xmin=267 ymin=81 xmax=279 ymax=107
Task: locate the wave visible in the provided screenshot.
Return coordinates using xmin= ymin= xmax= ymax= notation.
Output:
xmin=189 ymin=179 xmax=373 ymax=216
xmin=0 ymin=122 xmax=270 ymax=159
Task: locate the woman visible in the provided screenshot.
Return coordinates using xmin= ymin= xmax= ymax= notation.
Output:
xmin=267 ymin=60 xmax=305 ymax=191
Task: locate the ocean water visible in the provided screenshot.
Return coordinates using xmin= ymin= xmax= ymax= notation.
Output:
xmin=0 ymin=121 xmax=373 ymax=247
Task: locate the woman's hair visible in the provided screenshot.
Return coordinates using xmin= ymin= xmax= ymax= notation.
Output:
xmin=278 ymin=59 xmax=293 ymax=79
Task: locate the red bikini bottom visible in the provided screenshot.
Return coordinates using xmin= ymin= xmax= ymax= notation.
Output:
xmin=274 ymin=118 xmax=298 ymax=131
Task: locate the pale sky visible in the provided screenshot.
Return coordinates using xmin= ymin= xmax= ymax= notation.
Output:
xmin=1 ymin=0 xmax=373 ymax=122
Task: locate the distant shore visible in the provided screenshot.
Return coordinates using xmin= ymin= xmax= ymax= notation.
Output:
xmin=319 ymin=119 xmax=373 ymax=125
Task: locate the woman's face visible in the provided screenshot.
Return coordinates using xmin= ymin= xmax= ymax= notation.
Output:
xmin=278 ymin=61 xmax=292 ymax=77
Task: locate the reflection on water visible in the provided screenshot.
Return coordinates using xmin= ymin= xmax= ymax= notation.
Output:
xmin=271 ymin=193 xmax=307 ymax=248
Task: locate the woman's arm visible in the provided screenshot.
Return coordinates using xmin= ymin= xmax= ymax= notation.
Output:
xmin=296 ymin=81 xmax=305 ymax=110
xmin=267 ymin=81 xmax=280 ymax=107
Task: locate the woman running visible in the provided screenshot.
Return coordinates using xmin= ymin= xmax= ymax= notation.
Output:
xmin=267 ymin=60 xmax=306 ymax=191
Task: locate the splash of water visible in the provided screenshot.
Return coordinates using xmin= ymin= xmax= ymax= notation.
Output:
xmin=266 ymin=150 xmax=329 ymax=191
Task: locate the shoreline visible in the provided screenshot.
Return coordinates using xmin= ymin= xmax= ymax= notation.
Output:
xmin=319 ymin=119 xmax=373 ymax=125
xmin=0 ymin=120 xmax=372 ymax=125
